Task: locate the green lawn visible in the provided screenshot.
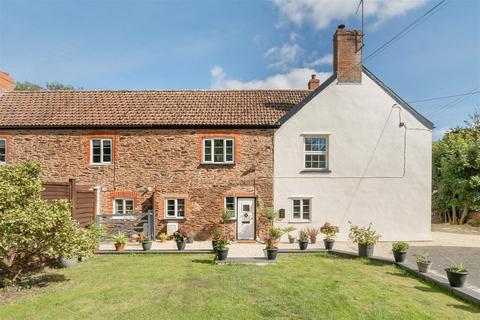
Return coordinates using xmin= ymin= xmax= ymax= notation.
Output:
xmin=0 ymin=254 xmax=478 ymax=320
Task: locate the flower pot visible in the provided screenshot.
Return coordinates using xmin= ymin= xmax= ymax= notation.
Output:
xmin=445 ymin=269 xmax=468 ymax=287
xmin=310 ymin=236 xmax=317 ymax=244
xmin=216 ymin=248 xmax=229 ymax=261
xmin=115 ymin=243 xmax=125 ymax=252
xmin=288 ymin=235 xmax=296 ymax=244
xmin=323 ymin=239 xmax=335 ymax=250
xmin=358 ymin=244 xmax=374 ymax=258
xmin=298 ymin=240 xmax=309 ymax=250
xmin=59 ymin=257 xmax=78 ymax=268
xmin=176 ymin=240 xmax=186 ymax=251
xmin=392 ymin=250 xmax=407 ymax=263
xmin=416 ymin=261 xmax=431 ymax=273
xmin=142 ymin=241 xmax=152 ymax=251
xmin=266 ymin=248 xmax=278 ymax=260
xmin=187 ymin=235 xmax=194 ymax=244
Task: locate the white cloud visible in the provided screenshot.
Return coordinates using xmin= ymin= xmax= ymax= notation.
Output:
xmin=264 ymin=43 xmax=302 ymax=68
xmin=306 ymin=53 xmax=333 ymax=67
xmin=272 ymin=0 xmax=428 ymax=30
xmin=289 ymin=32 xmax=300 ymax=42
xmin=210 ymin=65 xmax=331 ymax=89
xmin=433 ymin=127 xmax=449 ymax=140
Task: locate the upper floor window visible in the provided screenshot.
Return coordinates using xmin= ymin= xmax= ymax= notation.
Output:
xmin=203 ymin=138 xmax=234 ymax=164
xmin=304 ymin=136 xmax=328 ymax=170
xmin=166 ymin=198 xmax=185 ymax=219
xmin=0 ymin=139 xmax=6 ymax=164
xmin=292 ymin=198 xmax=311 ymax=221
xmin=91 ymin=138 xmax=112 ymax=164
xmin=114 ymin=198 xmax=134 ymax=215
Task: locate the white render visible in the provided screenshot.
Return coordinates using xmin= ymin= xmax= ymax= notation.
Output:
xmin=273 ymin=71 xmax=432 ymax=241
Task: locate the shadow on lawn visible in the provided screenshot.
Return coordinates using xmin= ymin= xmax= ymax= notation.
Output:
xmin=191 ymin=259 xmax=214 ymax=265
xmin=447 ymin=303 xmax=480 ymax=313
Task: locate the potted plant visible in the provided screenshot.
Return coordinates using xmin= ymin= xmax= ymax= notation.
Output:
xmin=187 ymin=233 xmax=195 ymax=244
xmin=139 ymin=233 xmax=152 ymax=251
xmin=112 ymin=232 xmax=128 ymax=252
xmin=392 ymin=241 xmax=409 ymax=263
xmin=264 ymin=236 xmax=279 ymax=260
xmin=158 ymin=232 xmax=168 ymax=243
xmin=268 ymin=227 xmax=284 ymax=245
xmin=320 ymin=222 xmax=339 ymax=250
xmin=414 ymin=250 xmax=432 ymax=273
xmin=445 ymin=259 xmax=469 ymax=287
xmin=212 ymin=228 xmax=224 ymax=249
xmin=173 ymin=227 xmax=189 ymax=251
xmin=307 ymin=227 xmax=319 ymax=244
xmin=283 ymin=227 xmax=297 ymax=244
xmin=298 ymin=230 xmax=309 ymax=250
xmin=214 ymin=237 xmax=230 ymax=261
xmin=348 ymin=222 xmax=381 ymax=258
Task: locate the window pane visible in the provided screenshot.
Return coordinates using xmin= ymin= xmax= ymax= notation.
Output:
xmin=302 ymin=199 xmax=310 ymax=220
xmin=204 ymin=139 xmax=212 ymax=162
xmin=167 ymin=199 xmax=175 ymax=216
xmin=0 ymin=139 xmax=5 ymax=162
xmin=214 ymin=139 xmax=224 ymax=163
xmin=225 ymin=197 xmax=235 ymax=211
xmin=177 ymin=199 xmax=185 ymax=217
xmin=293 ymin=200 xmax=301 ymax=219
xmin=225 ymin=139 xmax=233 ymax=162
xmin=102 ymin=140 xmax=112 ymax=163
xmin=125 ymin=200 xmax=134 ymax=214
xmin=92 ymin=140 xmax=101 ymax=163
xmin=115 ymin=199 xmax=124 ymax=214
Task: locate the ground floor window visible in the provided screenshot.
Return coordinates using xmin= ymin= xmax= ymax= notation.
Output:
xmin=0 ymin=138 xmax=6 ymax=164
xmin=224 ymin=196 xmax=236 ymax=220
xmin=165 ymin=198 xmax=185 ymax=218
xmin=292 ymin=198 xmax=311 ymax=221
xmin=114 ymin=198 xmax=134 ymax=214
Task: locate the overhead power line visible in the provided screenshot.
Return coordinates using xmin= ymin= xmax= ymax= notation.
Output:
xmin=427 ymin=86 xmax=480 ymax=117
xmin=408 ymin=90 xmax=480 ymax=103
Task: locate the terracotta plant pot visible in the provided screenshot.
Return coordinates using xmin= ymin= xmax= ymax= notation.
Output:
xmin=115 ymin=243 xmax=125 ymax=252
xmin=358 ymin=244 xmax=374 ymax=258
xmin=323 ymin=239 xmax=334 ymax=250
xmin=417 ymin=261 xmax=431 ymax=273
xmin=445 ymin=269 xmax=468 ymax=287
xmin=310 ymin=236 xmax=317 ymax=244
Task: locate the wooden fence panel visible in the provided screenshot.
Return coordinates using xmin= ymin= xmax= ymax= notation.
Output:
xmin=41 ymin=180 xmax=96 ymax=227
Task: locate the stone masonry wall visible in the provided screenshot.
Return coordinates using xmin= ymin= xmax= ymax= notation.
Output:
xmin=7 ymin=128 xmax=275 ymax=240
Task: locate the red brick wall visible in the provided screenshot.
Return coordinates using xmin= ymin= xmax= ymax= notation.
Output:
xmin=9 ymin=128 xmax=275 ymax=240
xmin=333 ymin=28 xmax=363 ymax=83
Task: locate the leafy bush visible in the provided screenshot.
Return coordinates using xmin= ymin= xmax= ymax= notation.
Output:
xmin=298 ymin=230 xmax=309 ymax=242
xmin=267 ymin=227 xmax=284 ymax=240
xmin=0 ymin=161 xmax=98 ymax=281
xmin=158 ymin=233 xmax=169 ymax=241
xmin=112 ymin=233 xmax=128 ymax=244
xmin=414 ymin=250 xmax=431 ymax=263
xmin=392 ymin=241 xmax=409 ymax=252
xmin=320 ymin=222 xmax=339 ymax=240
xmin=348 ymin=222 xmax=381 ymax=246
xmin=214 ymin=237 xmax=230 ymax=250
xmin=211 ymin=227 xmax=224 ymax=240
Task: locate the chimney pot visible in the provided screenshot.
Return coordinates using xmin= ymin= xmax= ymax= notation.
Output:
xmin=308 ymin=73 xmax=320 ymax=90
xmin=338 ymin=24 xmax=346 ymax=29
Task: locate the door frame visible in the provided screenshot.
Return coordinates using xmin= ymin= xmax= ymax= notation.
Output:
xmin=235 ymin=197 xmax=256 ymax=240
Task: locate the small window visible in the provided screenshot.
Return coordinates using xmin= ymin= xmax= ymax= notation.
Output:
xmin=91 ymin=138 xmax=112 ymax=164
xmin=292 ymin=198 xmax=311 ymax=221
xmin=165 ymin=198 xmax=185 ymax=218
xmin=114 ymin=199 xmax=134 ymax=215
xmin=0 ymin=139 xmax=6 ymax=164
xmin=203 ymin=138 xmax=234 ymax=164
xmin=304 ymin=136 xmax=328 ymax=169
xmin=224 ymin=196 xmax=236 ymax=219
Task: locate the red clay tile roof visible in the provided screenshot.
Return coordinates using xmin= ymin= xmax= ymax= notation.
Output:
xmin=0 ymin=90 xmax=310 ymax=128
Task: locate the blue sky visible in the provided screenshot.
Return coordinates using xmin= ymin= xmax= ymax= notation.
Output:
xmin=0 ymin=0 xmax=478 ymax=138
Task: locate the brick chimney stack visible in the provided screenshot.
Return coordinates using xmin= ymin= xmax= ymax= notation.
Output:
xmin=0 ymin=71 xmax=14 ymax=93
xmin=333 ymin=25 xmax=363 ymax=83
xmin=308 ymin=74 xmax=320 ymax=90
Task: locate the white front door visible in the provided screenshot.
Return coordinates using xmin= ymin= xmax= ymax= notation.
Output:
xmin=237 ymin=198 xmax=255 ymax=240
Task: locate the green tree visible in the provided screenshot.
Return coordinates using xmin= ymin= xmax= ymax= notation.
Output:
xmin=0 ymin=161 xmax=97 ymax=281
xmin=14 ymin=81 xmax=43 ymax=91
xmin=45 ymin=81 xmax=75 ymax=90
xmin=14 ymin=81 xmax=77 ymax=91
xmin=432 ymin=113 xmax=480 ymax=224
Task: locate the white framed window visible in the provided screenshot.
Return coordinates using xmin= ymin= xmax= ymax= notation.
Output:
xmin=203 ymin=138 xmax=234 ymax=164
xmin=165 ymin=198 xmax=185 ymax=219
xmin=224 ymin=196 xmax=236 ymax=220
xmin=304 ymin=136 xmax=328 ymax=170
xmin=114 ymin=199 xmax=134 ymax=215
xmin=291 ymin=198 xmax=311 ymax=221
xmin=0 ymin=138 xmax=6 ymax=164
xmin=91 ymin=138 xmax=112 ymax=164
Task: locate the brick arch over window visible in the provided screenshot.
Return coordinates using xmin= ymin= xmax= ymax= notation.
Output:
xmin=106 ymin=191 xmax=142 ymax=214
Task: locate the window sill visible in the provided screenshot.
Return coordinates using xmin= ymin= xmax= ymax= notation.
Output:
xmin=288 ymin=220 xmax=312 ymax=224
xmin=90 ymin=163 xmax=113 ymax=166
xmin=300 ymin=169 xmax=331 ymax=173
xmin=200 ymin=162 xmax=235 ymax=166
xmin=162 ymin=217 xmax=186 ymax=221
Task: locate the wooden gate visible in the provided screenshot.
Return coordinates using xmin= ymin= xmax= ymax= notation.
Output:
xmin=41 ymin=179 xmax=96 ymax=227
